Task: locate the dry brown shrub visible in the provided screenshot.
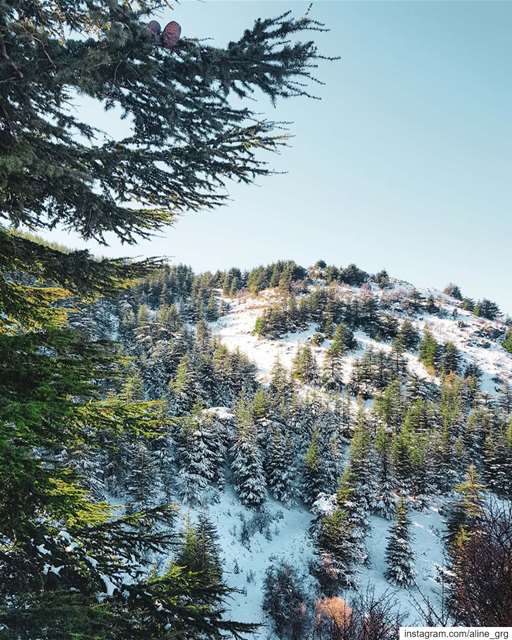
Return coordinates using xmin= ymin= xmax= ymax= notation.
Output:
xmin=315 ymin=596 xmax=353 ymax=630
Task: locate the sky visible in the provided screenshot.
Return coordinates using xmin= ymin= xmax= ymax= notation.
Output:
xmin=48 ymin=1 xmax=512 ymax=313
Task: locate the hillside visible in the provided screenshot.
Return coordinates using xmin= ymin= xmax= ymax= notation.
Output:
xmin=213 ymin=280 xmax=511 ymax=393
xmin=205 ymin=274 xmax=511 ymax=628
xmin=72 ymin=260 xmax=512 ymax=634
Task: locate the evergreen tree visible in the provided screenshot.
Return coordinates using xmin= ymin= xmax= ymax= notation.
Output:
xmin=474 ymin=299 xmax=500 ymax=321
xmin=503 ymin=330 xmax=512 ymax=355
xmin=0 ymin=2 xmax=334 ymax=631
xmin=483 ymin=430 xmax=512 ymax=498
xmin=396 ymin=319 xmax=420 ymax=351
xmin=499 ymin=383 xmax=512 ymax=418
xmin=336 ymin=322 xmax=357 ymax=351
xmin=266 ymin=427 xmax=294 ymax=503
xmin=231 ymin=405 xmax=266 ymax=507
xmin=176 ymin=412 xmax=225 ymax=503
xmin=445 ymin=465 xmax=485 ymax=548
xmin=315 ymin=508 xmax=358 ymax=593
xmin=335 ymin=467 xmax=369 ymax=563
xmin=321 ymin=331 xmax=345 ymax=392
xmin=321 ymin=435 xmax=342 ymax=495
xmin=375 ymin=269 xmax=391 ymax=288
xmin=349 ymin=403 xmax=378 ymax=511
xmin=338 ymin=388 xmax=353 ymax=435
xmin=121 ymin=367 xmax=146 ymax=401
xmin=175 ymin=514 xmax=223 ymax=587
xmin=278 ymin=264 xmax=294 ymax=295
xmin=269 ymin=357 xmax=296 ymax=409
xmin=444 ymin=283 xmax=463 ymax=301
xmin=292 ymin=343 xmax=319 ymax=385
xmin=442 ymin=342 xmax=460 ymax=375
xmin=252 ymin=387 xmax=270 ymax=422
xmin=169 ymin=354 xmax=199 ymax=414
xmin=419 ymin=327 xmax=439 ymax=374
xmin=384 ymin=497 xmax=415 ymax=587
xmin=0 ymin=320 xmax=255 ymax=638
xmin=0 ymin=5 xmax=331 ymax=323
xmin=206 ymin=290 xmax=220 ymax=322
xmin=374 ymin=425 xmax=396 ymax=519
xmin=303 ymin=429 xmax=324 ymax=506
xmin=462 ymin=297 xmax=475 ymax=312
xmin=391 ymin=424 xmax=415 ymax=494
xmin=125 ymin=441 xmax=161 ymax=512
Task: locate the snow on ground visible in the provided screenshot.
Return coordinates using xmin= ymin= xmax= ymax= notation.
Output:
xmin=412 ymin=308 xmax=512 ymax=394
xmin=211 ymin=293 xmax=316 ymax=383
xmin=211 ymin=288 xmax=512 ymax=395
xmin=179 ymin=487 xmax=445 ymax=633
xmin=202 ymin=286 xmax=508 ymax=632
xmin=360 ymin=504 xmax=445 ymax=623
xmin=182 ymin=486 xmax=315 ymax=636
xmin=211 ymin=292 xmax=433 ymax=392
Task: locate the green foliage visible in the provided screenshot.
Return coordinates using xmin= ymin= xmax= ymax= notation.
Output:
xmin=503 ymin=330 xmax=512 ymax=354
xmin=384 ymin=497 xmax=415 ymax=587
xmin=0 ymin=324 xmax=241 ymax=637
xmin=0 ymin=1 xmax=337 ymax=634
xmin=474 ymin=299 xmax=500 ymax=321
xmin=442 ymin=342 xmax=460 ymax=375
xmin=445 ymin=465 xmax=485 ymax=549
xmin=321 ymin=329 xmax=345 ymax=391
xmin=303 ymin=429 xmax=322 ymax=505
xmin=419 ymin=327 xmax=439 ymax=374
xmin=315 ymin=507 xmax=358 ymax=592
xmin=444 ymin=283 xmax=463 ymax=300
xmin=394 ymin=319 xmax=419 ymax=352
xmin=292 ymin=343 xmax=318 ymax=384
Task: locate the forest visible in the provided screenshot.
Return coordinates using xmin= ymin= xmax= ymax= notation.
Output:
xmin=0 ymin=2 xmax=511 ymax=639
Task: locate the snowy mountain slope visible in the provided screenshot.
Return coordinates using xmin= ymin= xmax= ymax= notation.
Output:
xmin=96 ymin=262 xmax=512 ymax=635
xmin=181 ymin=491 xmax=446 ymax=633
xmin=212 ymin=292 xmax=317 ymax=384
xmin=412 ymin=309 xmax=511 ymax=394
xmin=210 ymin=282 xmax=512 ymax=394
xmin=183 ymin=487 xmax=314 ymax=631
xmin=197 ymin=279 xmax=511 ymax=629
xmin=176 ymin=488 xmax=445 ymax=636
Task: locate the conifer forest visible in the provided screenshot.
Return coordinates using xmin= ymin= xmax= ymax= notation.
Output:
xmin=0 ymin=1 xmax=511 ymax=639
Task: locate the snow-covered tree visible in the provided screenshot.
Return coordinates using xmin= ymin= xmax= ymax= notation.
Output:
xmin=303 ymin=429 xmax=324 ymax=506
xmin=292 ymin=344 xmax=319 ymax=385
xmin=266 ymin=427 xmax=294 ymax=503
xmin=315 ymin=507 xmax=359 ymax=593
xmin=176 ymin=514 xmax=223 ymax=586
xmin=231 ymin=405 xmax=266 ymax=507
xmin=321 ymin=334 xmax=344 ymax=392
xmin=373 ymin=425 xmax=396 ymax=519
xmin=169 ymin=354 xmax=199 ymax=415
xmin=483 ymin=431 xmax=512 ymax=499
xmin=176 ymin=412 xmax=225 ymax=503
xmin=335 ymin=467 xmax=369 ymax=564
xmin=384 ymin=497 xmax=415 ymax=587
xmin=445 ymin=464 xmax=485 ymax=548
xmin=349 ymin=403 xmax=378 ymax=510
xmin=125 ymin=441 xmax=160 ymax=513
xmin=419 ymin=327 xmax=440 ymax=374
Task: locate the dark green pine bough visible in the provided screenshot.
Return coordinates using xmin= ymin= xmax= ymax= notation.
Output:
xmin=0 ymin=1 xmax=333 ymax=638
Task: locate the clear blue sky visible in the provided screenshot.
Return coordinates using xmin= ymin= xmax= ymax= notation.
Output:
xmin=50 ymin=1 xmax=512 ymax=313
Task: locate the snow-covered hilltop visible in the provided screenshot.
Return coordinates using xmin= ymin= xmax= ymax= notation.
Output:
xmin=211 ymin=275 xmax=511 ymax=394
